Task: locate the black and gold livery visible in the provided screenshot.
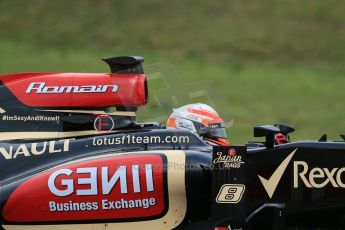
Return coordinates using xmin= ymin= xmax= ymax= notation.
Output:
xmin=0 ymin=57 xmax=344 ymax=230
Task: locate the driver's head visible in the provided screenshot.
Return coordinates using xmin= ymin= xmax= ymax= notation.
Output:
xmin=166 ymin=103 xmax=230 ymax=146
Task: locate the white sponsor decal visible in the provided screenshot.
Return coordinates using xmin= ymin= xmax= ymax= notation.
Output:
xmin=49 ymin=201 xmax=99 ymax=211
xmin=176 ymin=119 xmax=196 ymax=131
xmin=213 ymin=151 xmax=245 ymax=168
xmin=92 ymin=135 xmax=190 ymax=146
xmin=294 ymin=161 xmax=345 ymax=188
xmin=26 ymin=82 xmax=119 ymax=94
xmin=2 ymin=115 xmax=60 ymax=122
xmin=216 ymin=184 xmax=245 ymax=203
xmin=185 ymin=113 xmax=202 ymax=122
xmin=47 ymin=164 xmax=157 ymax=212
xmin=0 ymin=139 xmax=72 ymax=160
xmin=48 ymin=198 xmax=157 ymax=212
xmin=48 ymin=165 xmax=154 ymax=197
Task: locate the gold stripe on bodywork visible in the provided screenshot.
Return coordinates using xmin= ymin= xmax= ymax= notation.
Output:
xmin=3 ymin=150 xmax=187 ymax=230
xmin=0 ymin=131 xmax=118 ymax=141
xmin=2 ymin=225 xmax=93 ymax=230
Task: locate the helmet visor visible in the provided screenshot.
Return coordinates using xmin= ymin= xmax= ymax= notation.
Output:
xmin=207 ymin=127 xmax=227 ymax=139
xmin=193 ymin=122 xmax=227 ymax=139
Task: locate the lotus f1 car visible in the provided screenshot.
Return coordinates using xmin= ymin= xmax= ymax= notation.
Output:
xmin=0 ymin=56 xmax=344 ymax=230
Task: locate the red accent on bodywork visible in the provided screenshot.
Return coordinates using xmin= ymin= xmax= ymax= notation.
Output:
xmin=205 ymin=137 xmax=230 ymax=146
xmin=228 ymin=148 xmax=236 ymax=156
xmin=0 ymin=73 xmax=147 ymax=107
xmin=275 ymin=133 xmax=288 ymax=145
xmin=3 ymin=155 xmax=165 ymax=222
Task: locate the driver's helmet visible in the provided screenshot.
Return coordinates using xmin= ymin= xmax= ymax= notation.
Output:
xmin=166 ymin=103 xmax=230 ymax=146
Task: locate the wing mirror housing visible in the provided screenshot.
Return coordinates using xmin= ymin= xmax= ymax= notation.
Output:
xmin=254 ymin=125 xmax=281 ymax=148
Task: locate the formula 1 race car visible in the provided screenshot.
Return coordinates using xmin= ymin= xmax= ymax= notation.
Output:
xmin=0 ymin=56 xmax=344 ymax=230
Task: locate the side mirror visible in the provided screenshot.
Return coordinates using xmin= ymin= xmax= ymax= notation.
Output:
xmin=254 ymin=125 xmax=281 ymax=148
xmin=254 ymin=125 xmax=281 ymax=137
xmin=102 ymin=56 xmax=144 ymax=74
xmin=275 ymin=124 xmax=295 ymax=135
xmin=275 ymin=124 xmax=295 ymax=142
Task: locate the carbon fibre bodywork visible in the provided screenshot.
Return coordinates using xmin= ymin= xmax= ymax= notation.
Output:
xmin=1 ymin=132 xmax=345 ymax=229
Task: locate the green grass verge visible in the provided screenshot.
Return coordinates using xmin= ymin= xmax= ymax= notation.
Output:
xmin=0 ymin=0 xmax=344 ymax=143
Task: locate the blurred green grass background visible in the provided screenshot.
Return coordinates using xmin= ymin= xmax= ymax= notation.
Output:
xmin=0 ymin=0 xmax=344 ymax=143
